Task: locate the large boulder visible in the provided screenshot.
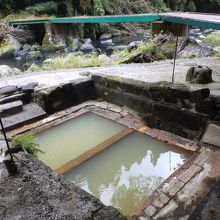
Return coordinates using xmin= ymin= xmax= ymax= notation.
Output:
xmin=42 ymin=33 xmax=66 ymax=52
xmin=30 ymin=43 xmax=41 ymax=51
xmin=14 ymin=48 xmax=29 ymax=60
xmin=186 ymin=66 xmax=213 ymax=84
xmin=23 ymin=43 xmax=32 ymax=50
xmin=0 ymin=35 xmax=21 ymax=59
xmin=99 ymin=33 xmax=112 ymax=40
xmin=80 ymin=43 xmax=95 ymax=53
xmin=128 ymin=41 xmax=142 ymax=52
xmin=178 ymin=38 xmax=214 ymax=58
xmin=68 ymin=37 xmax=81 ymax=52
xmin=0 ymin=65 xmax=22 ymax=78
xmin=100 ymin=39 xmax=114 ymax=46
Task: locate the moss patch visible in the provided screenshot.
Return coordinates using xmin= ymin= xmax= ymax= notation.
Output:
xmin=0 ymin=39 xmax=15 ymax=58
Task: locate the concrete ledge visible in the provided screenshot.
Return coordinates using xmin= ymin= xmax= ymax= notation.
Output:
xmin=202 ymin=124 xmax=220 ymax=147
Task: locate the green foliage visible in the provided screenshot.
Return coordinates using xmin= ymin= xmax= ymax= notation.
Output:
xmin=27 ymin=37 xmax=170 ymax=72
xmin=116 ymin=40 xmax=166 ymax=64
xmin=25 ymin=1 xmax=58 ymax=16
xmin=94 ymin=0 xmax=105 ymax=15
xmin=185 ymin=1 xmax=197 ymax=11
xmin=151 ymin=0 xmax=170 ymax=12
xmin=204 ymin=31 xmax=220 ymax=47
xmin=12 ymin=134 xmax=44 ymax=157
xmin=27 ymin=52 xmax=111 ymax=71
xmin=27 ymin=63 xmax=41 ymax=72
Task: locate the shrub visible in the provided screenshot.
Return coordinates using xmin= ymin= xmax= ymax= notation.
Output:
xmin=204 ymin=31 xmax=220 ymax=47
xmin=12 ymin=134 xmax=44 ymax=157
xmin=25 ymin=1 xmax=58 ymax=16
xmin=117 ymin=39 xmax=166 ymax=64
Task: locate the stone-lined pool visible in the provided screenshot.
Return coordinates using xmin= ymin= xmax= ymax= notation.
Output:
xmin=34 ymin=111 xmax=191 ymax=215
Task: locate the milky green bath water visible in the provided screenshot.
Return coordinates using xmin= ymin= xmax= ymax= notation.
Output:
xmin=36 ymin=112 xmax=126 ymax=170
xmin=65 ymin=132 xmax=190 ymax=216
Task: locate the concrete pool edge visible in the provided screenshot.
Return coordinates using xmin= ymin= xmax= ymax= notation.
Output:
xmin=8 ymin=101 xmax=198 ymax=153
xmin=6 ymin=101 xmax=213 ymax=218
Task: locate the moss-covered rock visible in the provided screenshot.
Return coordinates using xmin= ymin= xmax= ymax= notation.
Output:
xmin=0 ymin=65 xmax=21 ymax=78
xmin=23 ymin=43 xmax=32 ymax=50
xmin=27 ymin=63 xmax=41 ymax=72
xmin=26 ymin=51 xmax=43 ymax=60
xmin=186 ymin=66 xmax=213 ymax=84
xmin=31 ymin=43 xmax=41 ymax=51
xmin=42 ymin=33 xmax=66 ymax=52
xmin=0 ymin=35 xmax=21 ymax=58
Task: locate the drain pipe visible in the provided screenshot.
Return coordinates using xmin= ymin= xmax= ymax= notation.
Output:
xmin=0 ymin=117 xmax=18 ymax=176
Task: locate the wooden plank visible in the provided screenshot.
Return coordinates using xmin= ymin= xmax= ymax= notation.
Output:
xmin=56 ymin=128 xmax=133 ymax=175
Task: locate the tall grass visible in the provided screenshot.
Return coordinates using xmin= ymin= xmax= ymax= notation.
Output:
xmin=28 ymin=52 xmax=112 ymax=71
xmin=204 ymin=31 xmax=220 ymax=47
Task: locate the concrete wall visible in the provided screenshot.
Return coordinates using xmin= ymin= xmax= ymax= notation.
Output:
xmin=34 ymin=79 xmax=95 ymax=114
xmin=92 ymin=74 xmax=219 ymax=140
xmin=33 ymin=75 xmax=219 ymax=140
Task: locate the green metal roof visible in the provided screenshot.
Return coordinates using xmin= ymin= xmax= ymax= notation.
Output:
xmin=9 ymin=13 xmax=220 ymax=30
xmin=161 ymin=15 xmax=220 ymax=30
xmin=9 ymin=19 xmax=50 ymax=25
xmin=51 ymin=14 xmax=160 ymax=24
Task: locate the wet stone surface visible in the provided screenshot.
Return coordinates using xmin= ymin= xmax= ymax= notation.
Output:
xmin=0 ymin=152 xmax=125 ymax=220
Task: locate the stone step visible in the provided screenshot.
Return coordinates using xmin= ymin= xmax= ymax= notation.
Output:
xmin=0 ymin=93 xmax=31 ymax=105
xmin=1 ymin=103 xmax=47 ymax=131
xmin=0 ymin=85 xmax=17 ymax=96
xmin=0 ymin=101 xmax=23 ymax=117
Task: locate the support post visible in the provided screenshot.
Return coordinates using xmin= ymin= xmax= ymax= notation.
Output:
xmin=0 ymin=118 xmax=18 ymax=175
xmin=172 ymin=35 xmax=178 ymax=84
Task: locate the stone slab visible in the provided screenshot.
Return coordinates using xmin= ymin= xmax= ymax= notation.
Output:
xmin=178 ymin=164 xmax=202 ymax=183
xmin=21 ymin=82 xmax=39 ymax=93
xmin=0 ymin=152 xmax=124 ymax=220
xmin=0 ymin=100 xmax=23 ymax=117
xmin=152 ymin=192 xmax=170 ymax=208
xmin=202 ymin=124 xmax=220 ymax=147
xmin=144 ymin=205 xmax=157 ymax=217
xmin=163 ymin=179 xmax=185 ymax=197
xmin=1 ymin=103 xmax=47 ymax=131
xmin=0 ymin=93 xmax=31 ymax=104
xmin=153 ymin=199 xmax=178 ymax=219
xmin=0 ymin=85 xmax=17 ymax=95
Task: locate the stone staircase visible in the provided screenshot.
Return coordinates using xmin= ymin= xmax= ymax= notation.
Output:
xmin=0 ymin=83 xmax=47 ymax=131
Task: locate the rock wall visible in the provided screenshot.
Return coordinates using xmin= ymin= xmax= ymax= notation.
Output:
xmin=34 ymin=79 xmax=95 ymax=114
xmin=33 ymin=75 xmax=219 ymax=140
xmin=92 ymin=74 xmax=219 ymax=140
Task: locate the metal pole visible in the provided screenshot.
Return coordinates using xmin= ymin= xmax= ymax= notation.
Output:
xmin=172 ymin=35 xmax=178 ymax=84
xmin=0 ymin=117 xmax=14 ymax=162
